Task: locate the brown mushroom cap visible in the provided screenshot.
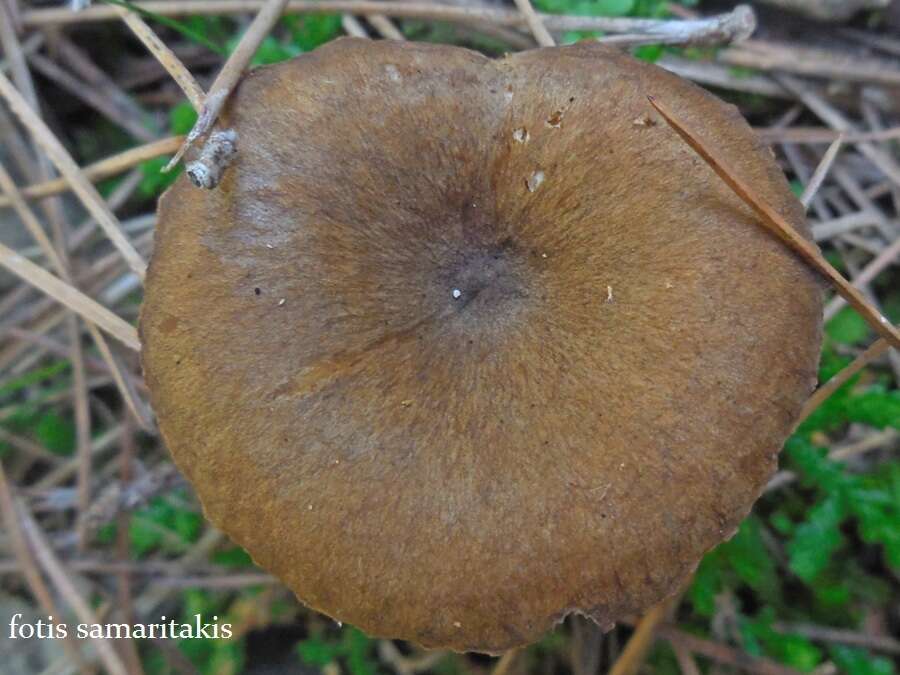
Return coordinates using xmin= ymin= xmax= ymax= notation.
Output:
xmin=141 ymin=38 xmax=823 ymax=653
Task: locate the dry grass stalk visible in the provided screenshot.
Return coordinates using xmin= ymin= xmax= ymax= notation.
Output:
xmin=27 ymin=51 xmax=157 ymax=142
xmin=70 ymin=315 xmax=92 ymax=551
xmin=800 ymin=135 xmax=844 ymax=210
xmin=0 ymin=427 xmax=62 ymax=464
xmin=775 ymin=73 xmax=900 ymax=188
xmin=608 ymin=594 xmax=681 ymax=675
xmin=0 ymin=160 xmax=64 ymax=271
xmin=0 ymin=241 xmax=141 ymax=351
xmin=0 ymin=1 xmax=68 ymax=232
xmin=0 ymin=136 xmax=181 ymax=208
xmin=114 ymin=4 xmax=205 ymax=109
xmin=823 ymin=236 xmax=900 ymax=321
xmin=512 ymin=0 xmax=555 ymax=47
xmin=658 ymin=625 xmax=804 ymax=675
xmin=366 ymin=14 xmax=405 ymax=40
xmin=15 ymin=497 xmax=131 ymax=675
xmin=721 ymin=39 xmax=900 ymax=88
xmin=648 ymin=95 xmax=900 ymax=350
xmin=0 ymin=70 xmax=148 ymax=278
xmin=341 ymin=14 xmax=369 ymax=37
xmin=0 ymin=161 xmax=151 ymax=426
xmin=490 ymin=648 xmax=519 ymax=675
xmin=756 ymin=126 xmax=900 ymax=144
xmin=186 ymin=128 xmax=238 ymax=188
xmin=164 ymin=0 xmax=290 ymax=172
xmin=768 ymin=429 xmax=898 ymax=493
xmin=0 ymin=465 xmax=93 ymax=673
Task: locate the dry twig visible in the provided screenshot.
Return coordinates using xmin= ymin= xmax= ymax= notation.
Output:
xmin=20 ymin=0 xmax=757 ymax=40
xmin=164 ymin=0 xmax=289 ymax=172
xmin=599 ymin=4 xmax=755 ymax=47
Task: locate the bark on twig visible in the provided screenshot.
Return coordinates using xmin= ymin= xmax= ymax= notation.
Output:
xmin=185 ymin=129 xmax=238 ymax=189
xmin=599 ymin=4 xmax=755 ymax=47
xmin=164 ymin=0 xmax=289 ymax=173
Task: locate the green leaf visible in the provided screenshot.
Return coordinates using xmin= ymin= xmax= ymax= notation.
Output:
xmin=297 ymin=626 xmax=378 ymax=675
xmin=251 ymin=36 xmax=300 ymax=65
xmin=212 ymin=546 xmax=255 ymax=568
xmin=591 ymin=0 xmax=635 ymax=14
xmin=139 ymin=157 xmax=183 ymax=198
xmin=297 ymin=637 xmax=342 ymax=666
xmin=830 ymin=646 xmax=896 ymax=675
xmin=633 ymin=44 xmax=664 ymax=62
xmin=169 ymin=101 xmax=198 ymax=134
xmin=345 ymin=628 xmax=377 ymax=675
xmin=720 ymin=516 xmax=779 ymax=601
xmin=534 ymin=0 xmax=634 ymax=16
xmin=99 ymin=0 xmax=227 ymax=55
xmin=787 ymin=496 xmax=845 ymax=582
xmin=129 ymin=494 xmax=202 ymax=556
xmin=810 ymin=576 xmax=851 ymax=610
xmin=35 ymin=411 xmax=75 ymax=456
xmin=687 ymin=552 xmax=722 ymax=617
xmin=850 ymin=462 xmax=900 ymax=568
xmin=741 ymin=610 xmax=823 ymax=671
xmin=843 ymin=387 xmax=900 ymax=429
xmin=284 ymin=14 xmax=342 ymax=51
xmin=770 ymin=510 xmax=794 ymax=535
xmin=826 ymin=307 xmax=871 ymax=345
xmin=0 ymin=361 xmax=69 ymax=399
xmin=785 ymin=436 xmax=850 ymax=493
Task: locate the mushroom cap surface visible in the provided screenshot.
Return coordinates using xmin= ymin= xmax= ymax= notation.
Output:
xmin=141 ymin=38 xmax=823 ymax=653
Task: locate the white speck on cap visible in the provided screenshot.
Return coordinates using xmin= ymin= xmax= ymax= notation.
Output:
xmin=452 ymin=289 xmax=462 ymax=299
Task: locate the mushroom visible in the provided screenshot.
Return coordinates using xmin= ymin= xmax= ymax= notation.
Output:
xmin=140 ymin=38 xmax=823 ymax=653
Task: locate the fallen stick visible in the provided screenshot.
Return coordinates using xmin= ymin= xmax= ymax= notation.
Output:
xmin=22 ymin=0 xmax=754 ymax=41
xmin=164 ymin=0 xmax=289 ymax=172
xmin=599 ymin=4 xmax=754 ymax=47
